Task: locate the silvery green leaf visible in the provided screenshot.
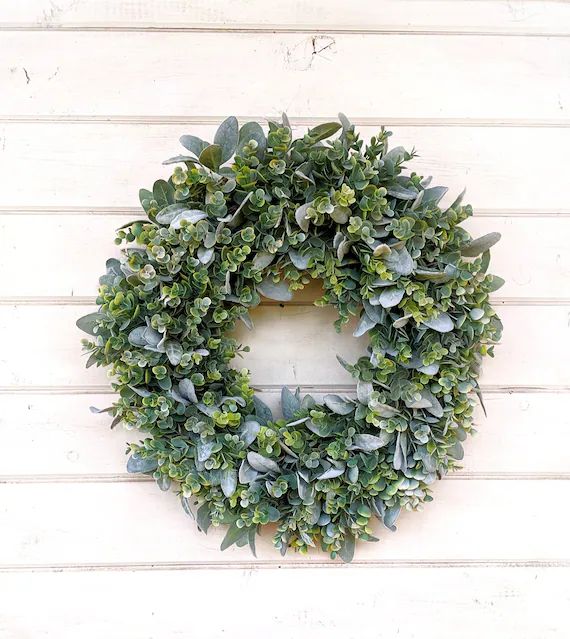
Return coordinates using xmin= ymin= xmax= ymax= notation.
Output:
xmin=373 ymin=243 xmax=391 ymax=257
xmin=418 ymin=363 xmax=439 ymax=375
xmin=162 ymin=154 xmax=198 ymax=166
xmin=487 ymin=275 xmax=505 ymax=292
xmin=221 ymin=468 xmax=238 ymax=498
xmin=196 ymin=439 xmax=215 ymax=462
xmin=295 ymin=202 xmax=311 ymax=232
xmin=169 ymin=209 xmax=208 ymax=229
xmin=297 ymin=474 xmax=314 ymax=505
xmin=363 ymin=299 xmax=384 ymax=323
xmin=179 ymin=134 xmax=208 ymax=157
xmin=248 ymin=526 xmax=258 ymax=557
xmin=203 ymin=231 xmax=217 ymax=249
xmin=281 ymin=386 xmax=301 ymax=420
xmin=384 ymin=247 xmax=414 ymax=275
xmin=393 ymin=314 xmax=412 ymax=329
xmin=338 ymin=111 xmax=352 ymax=132
xmin=357 ymin=380 xmax=374 ymax=404
xmin=387 ymin=184 xmax=418 ymax=200
xmin=405 ymin=393 xmax=433 ymax=409
xmin=369 ymin=401 xmax=399 ymax=417
xmin=330 ymin=205 xmax=350 ymax=224
xmin=379 ymin=287 xmax=405 ymax=308
xmin=295 ymin=169 xmax=315 ymax=185
xmin=169 ymin=387 xmax=189 ymax=406
xmin=383 ymin=146 xmax=407 ymax=164
xmin=199 ymin=143 xmax=222 ymax=171
xmin=338 ymin=532 xmax=355 ymax=563
xmin=289 ymin=249 xmax=311 ymax=270
xmin=301 ymin=393 xmax=315 ymax=411
xmin=307 ymin=121 xmax=342 ymax=142
xmin=353 ymin=312 xmax=376 ymax=337
xmin=422 ymin=312 xmax=454 ymax=333
xmin=76 ymin=312 xmax=104 ymax=336
xmin=460 ymin=232 xmax=501 ymax=257
xmin=448 ymin=441 xmax=464 ymax=460
xmin=127 ymin=453 xmax=158 ymax=474
xmin=351 ymin=432 xmax=391 ymax=451
xmin=422 ymin=186 xmax=448 ymax=205
xmin=306 ymin=502 xmax=321 ymax=526
xmin=239 ymin=459 xmax=259 ymax=484
xmin=470 ymin=308 xmax=485 ymax=321
xmin=253 ymin=251 xmax=275 ymax=270
xmin=141 ymin=326 xmax=161 ymax=347
xmin=221 ymin=395 xmax=247 ymax=408
xmin=445 ymin=187 xmax=466 ymax=212
xmin=253 ymin=395 xmax=273 ymax=425
xmin=165 ymin=340 xmax=183 ymax=366
xmin=154 ymin=203 xmax=189 ymax=225
xmin=89 ymin=405 xmax=112 ymax=414
xmin=239 ymin=419 xmax=261 ymax=447
xmin=237 ymin=121 xmax=267 ymax=160
xmin=423 ymin=390 xmax=444 ymax=418
xmin=317 ymin=461 xmax=346 ymax=480
xmin=220 ymin=522 xmax=249 ymax=551
xmin=383 ymin=505 xmax=401 ymax=531
xmin=153 ymin=179 xmax=174 ymax=208
xmin=197 ymin=246 xmax=214 ymax=264
xmin=348 ymin=466 xmax=359 ymax=483
xmin=411 ymin=189 xmax=424 ymax=211
xmin=196 ymin=502 xmax=211 ymax=533
xmin=393 ymin=432 xmax=408 ymax=471
xmin=286 ymin=416 xmax=310 ymax=427
xmin=239 ymin=311 xmax=254 ymax=330
xmin=178 ymin=379 xmax=198 ymax=403
xmin=305 ymin=420 xmax=329 ymax=437
xmin=333 ymin=231 xmax=344 ymax=249
xmin=337 ymin=238 xmax=352 ymax=261
xmin=214 ymin=116 xmax=239 ymax=163
xmin=323 ymin=394 xmax=354 ymax=415
xmin=247 ymin=452 xmax=280 ymax=474
xmin=257 ymin=278 xmax=293 ymax=301
xmin=157 ymin=474 xmax=171 ymax=491
xmin=181 ymin=496 xmax=195 ymax=520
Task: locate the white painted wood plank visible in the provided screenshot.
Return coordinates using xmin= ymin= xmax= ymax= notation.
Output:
xmin=3 ymin=0 xmax=570 ymax=35
xmin=1 ymin=213 xmax=567 ymax=299
xmin=0 ymin=123 xmax=568 ymax=210
xmin=0 ymin=304 xmax=567 ymax=387
xmin=0 ymin=567 xmax=568 ymax=639
xmin=1 ymin=392 xmax=568 ymax=476
xmin=0 ymin=479 xmax=566 ymax=564
xmin=1 ymin=32 xmax=569 ymax=119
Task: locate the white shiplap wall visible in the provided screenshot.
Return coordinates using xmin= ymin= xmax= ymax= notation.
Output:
xmin=0 ymin=2 xmax=569 ymax=637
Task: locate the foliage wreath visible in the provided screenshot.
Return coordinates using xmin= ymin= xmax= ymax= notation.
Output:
xmin=78 ymin=114 xmax=504 ymax=562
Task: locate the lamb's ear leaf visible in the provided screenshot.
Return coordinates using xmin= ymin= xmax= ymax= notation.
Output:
xmin=196 ymin=502 xmax=211 ymax=533
xmin=214 ymin=116 xmax=239 ymax=163
xmin=307 ymin=121 xmax=342 ymax=142
xmin=257 ymin=278 xmax=292 ymax=301
xmin=179 ymin=134 xmax=208 ymax=157
xmin=76 ymin=312 xmax=104 ymax=336
xmin=253 ymin=395 xmax=273 ymax=425
xmin=220 ymin=522 xmax=249 ymax=551
xmin=461 ymin=232 xmax=501 ymax=257
xmin=281 ymin=386 xmax=301 ymax=420
xmin=199 ymin=144 xmax=223 ymax=171
xmin=338 ymin=532 xmax=355 ymax=563
xmin=487 ymin=275 xmax=505 ymax=292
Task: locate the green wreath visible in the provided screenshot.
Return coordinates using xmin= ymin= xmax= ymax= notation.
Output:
xmin=77 ymin=114 xmax=503 ymax=562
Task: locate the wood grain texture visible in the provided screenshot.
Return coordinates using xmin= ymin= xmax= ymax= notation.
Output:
xmin=1 ymin=568 xmax=568 ymax=639
xmin=1 ymin=123 xmax=569 ymax=210
xmin=0 ymin=213 xmax=566 ymax=299
xmin=1 ymin=391 xmax=568 ymax=477
xmin=1 ymin=479 xmax=567 ymax=565
xmin=2 ymin=0 xmax=570 ymax=35
xmin=0 ymin=303 xmax=565 ymax=387
xmin=1 ymin=32 xmax=569 ymax=119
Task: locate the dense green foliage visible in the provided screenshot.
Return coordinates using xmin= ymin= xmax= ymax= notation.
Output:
xmin=78 ymin=115 xmax=503 ymax=561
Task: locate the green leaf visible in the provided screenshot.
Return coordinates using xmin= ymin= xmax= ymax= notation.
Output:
xmin=199 ymin=144 xmax=223 ymax=171
xmin=220 ymin=522 xmax=249 ymax=551
xmin=422 ymin=312 xmax=454 ymax=333
xmin=253 ymin=395 xmax=274 ymax=425
xmin=237 ymin=121 xmax=267 ymax=160
xmin=196 ymin=502 xmax=211 ymax=533
xmin=338 ymin=532 xmax=355 ymax=563
xmin=214 ymin=116 xmax=239 ymax=163
xmin=153 ymin=179 xmax=175 ymax=208
xmin=281 ymin=386 xmax=301 ymax=420
xmin=139 ymin=188 xmax=153 ymax=212
xmin=487 ymin=275 xmax=505 ymax=292
xmin=257 ymin=278 xmax=292 ymax=301
xmin=307 ymin=122 xmax=341 ymax=142
xmin=461 ymin=232 xmax=501 ymax=257
xmin=351 ymin=432 xmax=391 ymax=451
xmin=387 ymin=184 xmax=418 ymax=200
xmin=323 ymin=394 xmax=354 ymax=415
xmin=247 ymin=451 xmax=280 ymax=474
xmin=179 ymin=134 xmax=208 ymax=157
xmin=162 ymin=154 xmax=199 ymax=166
xmin=76 ymin=312 xmax=104 ymax=336
xmin=126 ymin=453 xmax=158 ymax=474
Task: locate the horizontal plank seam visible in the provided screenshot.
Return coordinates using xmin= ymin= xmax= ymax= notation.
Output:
xmin=0 ymin=472 xmax=567 ymax=484
xmin=0 ymin=559 xmax=568 ymax=573
xmin=2 ymin=115 xmax=570 ymax=128
xmin=0 ymin=297 xmax=568 ymax=306
xmin=0 ymin=385 xmax=568 ymax=395
xmin=1 ymin=207 xmax=568 ymax=217
xmin=0 ymin=25 xmax=569 ymax=37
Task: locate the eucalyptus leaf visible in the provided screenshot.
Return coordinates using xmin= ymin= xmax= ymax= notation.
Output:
xmin=127 ymin=454 xmax=158 ymax=474
xmin=76 ymin=312 xmax=104 ymax=336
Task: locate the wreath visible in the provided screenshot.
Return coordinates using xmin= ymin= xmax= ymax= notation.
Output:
xmin=77 ymin=114 xmax=503 ymax=562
